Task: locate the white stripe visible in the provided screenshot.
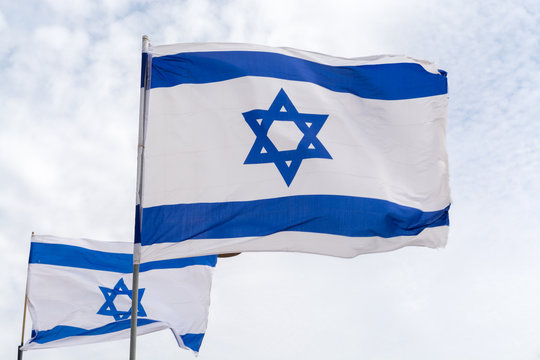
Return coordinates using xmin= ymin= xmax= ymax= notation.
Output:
xmin=31 ymin=234 xmax=131 ymax=254
xmin=140 ymin=226 xmax=448 ymax=261
xmin=26 ymin=265 xmax=126 ymax=330
xmin=143 ymin=77 xmax=449 ymax=211
xmin=149 ymin=42 xmax=441 ymax=74
xmin=140 ymin=266 xmax=212 ymax=333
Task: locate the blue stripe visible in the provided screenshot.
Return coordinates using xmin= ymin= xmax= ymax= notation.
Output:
xmin=29 ymin=318 xmax=157 ymax=344
xmin=140 ymin=52 xmax=149 ymax=88
xmin=29 ymin=243 xmax=132 ymax=273
xmin=180 ymin=333 xmax=205 ymax=352
xmin=140 ymin=195 xmax=450 ymax=246
xmin=29 ymin=242 xmax=217 ymax=271
xmin=140 ymin=256 xmax=217 ymax=271
xmin=150 ymin=51 xmax=447 ymax=100
xmin=29 ymin=319 xmax=205 ymax=352
xmin=135 ymin=204 xmax=141 ymax=244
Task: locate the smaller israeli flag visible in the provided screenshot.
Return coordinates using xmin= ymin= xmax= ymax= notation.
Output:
xmin=22 ymin=234 xmax=217 ymax=353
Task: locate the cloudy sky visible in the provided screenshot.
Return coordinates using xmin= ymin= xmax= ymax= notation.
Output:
xmin=1 ymin=0 xmax=539 ymax=359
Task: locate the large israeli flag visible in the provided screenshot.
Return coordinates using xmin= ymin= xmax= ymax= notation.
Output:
xmin=22 ymin=235 xmax=216 ymax=353
xmin=137 ymin=42 xmax=450 ymax=262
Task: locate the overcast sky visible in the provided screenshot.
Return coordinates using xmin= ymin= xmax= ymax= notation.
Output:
xmin=1 ymin=0 xmax=539 ymax=359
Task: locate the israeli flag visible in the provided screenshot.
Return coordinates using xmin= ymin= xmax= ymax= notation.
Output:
xmin=137 ymin=43 xmax=450 ymax=261
xmin=22 ymin=235 xmax=217 ymax=353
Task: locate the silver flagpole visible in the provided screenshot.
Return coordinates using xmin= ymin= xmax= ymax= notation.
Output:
xmin=17 ymin=294 xmax=27 ymax=360
xmin=130 ymin=35 xmax=151 ymax=360
xmin=18 ymin=232 xmax=33 ymax=360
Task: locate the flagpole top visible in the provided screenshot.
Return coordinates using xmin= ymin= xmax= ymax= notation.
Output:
xmin=142 ymin=35 xmax=150 ymax=53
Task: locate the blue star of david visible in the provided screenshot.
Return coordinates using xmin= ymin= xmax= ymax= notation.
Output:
xmin=97 ymin=278 xmax=147 ymax=321
xmin=243 ymin=88 xmax=332 ymax=186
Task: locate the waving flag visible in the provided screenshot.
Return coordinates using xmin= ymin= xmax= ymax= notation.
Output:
xmin=22 ymin=235 xmax=216 ymax=353
xmin=136 ymin=42 xmax=450 ymax=262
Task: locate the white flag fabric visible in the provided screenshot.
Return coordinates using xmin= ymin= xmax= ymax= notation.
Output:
xmin=136 ymin=42 xmax=450 ymax=262
xmin=22 ymin=234 xmax=216 ymax=353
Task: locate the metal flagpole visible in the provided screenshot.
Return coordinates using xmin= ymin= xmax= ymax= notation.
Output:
xmin=18 ymin=232 xmax=33 ymax=360
xmin=17 ymin=295 xmax=27 ymax=360
xmin=130 ymin=35 xmax=151 ymax=360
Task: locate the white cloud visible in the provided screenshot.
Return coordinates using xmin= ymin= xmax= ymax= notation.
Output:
xmin=0 ymin=10 xmax=5 ymax=33
xmin=43 ymin=0 xmax=97 ymax=19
